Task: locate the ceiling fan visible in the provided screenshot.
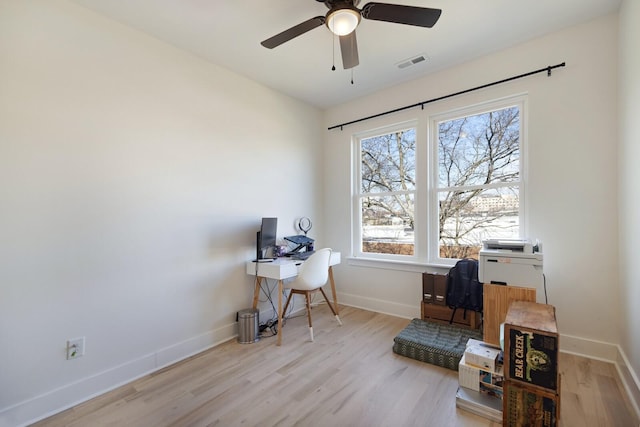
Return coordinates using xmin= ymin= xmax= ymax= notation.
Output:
xmin=261 ymin=0 xmax=442 ymax=70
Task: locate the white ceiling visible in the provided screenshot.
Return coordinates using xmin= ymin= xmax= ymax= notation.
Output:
xmin=72 ymin=0 xmax=620 ymax=109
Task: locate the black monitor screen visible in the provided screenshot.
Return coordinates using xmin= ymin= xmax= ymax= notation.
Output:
xmin=258 ymin=217 xmax=277 ymax=259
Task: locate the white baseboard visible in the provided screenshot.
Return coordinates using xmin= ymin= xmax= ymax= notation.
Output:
xmin=0 ymin=322 xmax=237 ymax=427
xmin=339 ymin=291 xmax=640 ymax=420
xmin=559 ymin=333 xmax=619 ymax=360
xmin=5 ymin=297 xmax=639 ymax=426
xmin=337 ymin=291 xmax=419 ymax=320
xmin=559 ymin=334 xmax=640 ymax=419
xmin=616 ymin=346 xmax=640 ymax=421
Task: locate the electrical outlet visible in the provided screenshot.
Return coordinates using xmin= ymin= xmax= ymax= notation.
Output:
xmin=66 ymin=337 xmax=85 ymax=360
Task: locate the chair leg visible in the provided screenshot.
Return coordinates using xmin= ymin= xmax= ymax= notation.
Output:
xmin=282 ymin=290 xmax=294 ymax=317
xmin=319 ymin=287 xmax=342 ymax=326
xmin=305 ymin=291 xmax=313 ymax=341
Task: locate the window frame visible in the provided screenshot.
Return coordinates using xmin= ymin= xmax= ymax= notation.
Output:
xmin=427 ymin=95 xmax=528 ymax=266
xmin=349 ymin=94 xmax=528 ymax=268
xmin=352 ymin=120 xmax=420 ymax=262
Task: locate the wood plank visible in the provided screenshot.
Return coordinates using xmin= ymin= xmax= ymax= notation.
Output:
xmin=505 ymin=300 xmax=558 ymax=334
xmin=32 ymin=306 xmax=638 ymax=427
xmin=482 ymin=283 xmax=536 ymax=346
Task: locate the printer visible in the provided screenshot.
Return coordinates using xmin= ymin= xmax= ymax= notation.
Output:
xmin=478 ymin=238 xmax=543 ymax=288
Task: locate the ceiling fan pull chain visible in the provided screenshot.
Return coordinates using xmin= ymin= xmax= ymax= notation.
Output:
xmin=351 ymin=68 xmax=354 ymax=84
xmin=331 ymin=33 xmax=336 ymax=71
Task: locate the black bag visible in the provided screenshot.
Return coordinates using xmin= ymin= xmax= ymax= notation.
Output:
xmin=446 ymin=258 xmax=483 ymax=324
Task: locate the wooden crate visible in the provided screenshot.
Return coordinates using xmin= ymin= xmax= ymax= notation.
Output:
xmin=504 ymin=301 xmax=559 ymax=392
xmin=503 ymin=380 xmax=560 ymax=427
xmin=483 ymin=283 xmax=536 ymax=346
xmin=422 ymin=302 xmax=480 ymax=329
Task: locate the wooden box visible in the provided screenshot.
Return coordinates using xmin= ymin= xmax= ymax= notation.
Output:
xmin=504 ymin=301 xmax=559 ymax=392
xmin=422 ymin=272 xmax=447 ymax=306
xmin=503 ymin=381 xmax=559 ymax=427
xmin=421 ymin=302 xmax=480 ymax=329
xmin=483 ymin=283 xmax=536 ymax=347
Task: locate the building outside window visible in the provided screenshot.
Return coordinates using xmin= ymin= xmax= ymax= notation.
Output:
xmin=431 ymin=98 xmax=524 ymax=264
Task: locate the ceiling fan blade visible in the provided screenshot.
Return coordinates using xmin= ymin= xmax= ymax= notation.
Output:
xmin=361 ymin=3 xmax=442 ymax=28
xmin=339 ymin=32 xmax=359 ymax=69
xmin=261 ymin=16 xmax=326 ymax=49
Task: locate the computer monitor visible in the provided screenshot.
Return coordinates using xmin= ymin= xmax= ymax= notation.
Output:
xmin=256 ymin=217 xmax=277 ymax=260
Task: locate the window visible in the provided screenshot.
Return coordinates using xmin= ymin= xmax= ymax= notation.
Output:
xmin=430 ymin=99 xmax=524 ymax=264
xmin=351 ymin=95 xmax=526 ymax=266
xmin=354 ymin=122 xmax=417 ymax=259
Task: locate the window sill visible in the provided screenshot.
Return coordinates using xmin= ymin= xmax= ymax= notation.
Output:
xmin=346 ymin=256 xmax=453 ymax=274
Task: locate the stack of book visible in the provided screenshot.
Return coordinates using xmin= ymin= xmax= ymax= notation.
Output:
xmin=455 ymin=338 xmax=504 ymax=422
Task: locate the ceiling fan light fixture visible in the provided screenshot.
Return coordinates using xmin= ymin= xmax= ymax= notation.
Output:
xmin=327 ymin=8 xmax=360 ymax=36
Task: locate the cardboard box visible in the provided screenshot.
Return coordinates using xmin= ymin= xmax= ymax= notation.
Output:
xmin=459 ymin=355 xmax=504 ymax=399
xmin=504 ymin=301 xmax=559 ymax=391
xmin=466 ymin=338 xmax=501 ymax=350
xmin=465 ymin=342 xmax=501 ymax=372
xmin=505 ymin=325 xmax=558 ymax=390
xmin=503 ymin=381 xmax=558 ymax=427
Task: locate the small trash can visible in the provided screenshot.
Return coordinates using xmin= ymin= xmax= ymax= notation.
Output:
xmin=237 ymin=308 xmax=260 ymax=344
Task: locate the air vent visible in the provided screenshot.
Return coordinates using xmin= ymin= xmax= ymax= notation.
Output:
xmin=396 ymin=54 xmax=428 ymax=69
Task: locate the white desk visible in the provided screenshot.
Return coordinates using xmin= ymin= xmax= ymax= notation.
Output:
xmin=246 ymin=252 xmax=341 ymax=345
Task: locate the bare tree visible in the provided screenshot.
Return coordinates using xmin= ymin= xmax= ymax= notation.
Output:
xmin=361 ymin=129 xmax=416 ymax=226
xmin=438 ymin=107 xmax=520 ymax=259
xmin=358 ymin=106 xmax=520 ymax=259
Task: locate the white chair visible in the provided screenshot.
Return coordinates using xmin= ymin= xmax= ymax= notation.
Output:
xmin=282 ymin=248 xmax=342 ymax=341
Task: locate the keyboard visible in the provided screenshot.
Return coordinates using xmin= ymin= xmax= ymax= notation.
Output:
xmin=289 ymin=251 xmax=315 ymax=260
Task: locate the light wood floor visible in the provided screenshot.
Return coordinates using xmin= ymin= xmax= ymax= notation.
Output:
xmin=33 ymin=306 xmax=639 ymax=427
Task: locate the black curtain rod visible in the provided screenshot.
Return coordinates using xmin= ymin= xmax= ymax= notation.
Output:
xmin=328 ymin=61 xmax=566 ymax=131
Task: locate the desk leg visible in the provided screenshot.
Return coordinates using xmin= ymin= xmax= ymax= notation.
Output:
xmin=277 ymin=279 xmax=283 ymax=346
xmin=252 ymin=276 xmax=262 ymax=310
xmin=328 ymin=266 xmax=339 ymax=315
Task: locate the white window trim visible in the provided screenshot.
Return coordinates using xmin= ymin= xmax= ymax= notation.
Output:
xmin=427 ymin=94 xmax=528 ymax=266
xmin=351 ymin=120 xmax=419 ymax=262
xmin=348 ymin=94 xmax=528 ymax=270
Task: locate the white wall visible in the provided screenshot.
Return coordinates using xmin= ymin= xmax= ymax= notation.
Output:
xmin=0 ymin=1 xmax=323 ymax=425
xmin=618 ymin=0 xmax=640 ymax=412
xmin=324 ymin=15 xmax=620 ymax=355
xmin=2 ymin=1 xmax=637 ymax=424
